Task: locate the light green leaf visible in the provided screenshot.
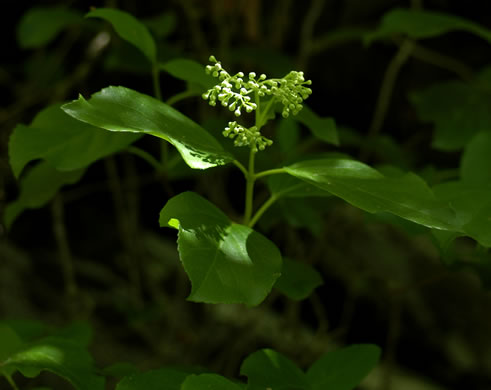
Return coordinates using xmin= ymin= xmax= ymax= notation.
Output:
xmin=307 ymin=344 xmax=381 ymax=390
xmin=5 ymin=162 xmax=85 ymax=229
xmin=86 ymin=8 xmax=156 ymax=63
xmin=275 ymin=258 xmax=323 ymax=300
xmin=62 ymin=86 xmax=233 ymax=169
xmin=116 ymin=368 xmax=188 ymax=390
xmin=9 ymin=104 xmax=140 ymax=178
xmin=284 ymin=158 xmax=459 ymax=230
xmin=181 ymin=374 xmax=242 ymax=390
xmin=160 ymin=59 xmax=215 ymax=90
xmin=159 ymin=192 xmax=282 ymax=305
xmin=294 ymin=106 xmax=339 ymax=146
xmin=410 ymin=67 xmax=491 ymax=151
xmin=240 ymin=349 xmax=310 ymax=390
xmin=460 ymin=131 xmax=491 ymax=185
xmin=17 ymin=6 xmax=82 ymax=48
xmin=366 ymin=8 xmax=491 ymax=44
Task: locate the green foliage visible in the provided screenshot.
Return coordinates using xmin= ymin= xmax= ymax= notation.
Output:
xmin=275 ymin=257 xmax=323 ymax=300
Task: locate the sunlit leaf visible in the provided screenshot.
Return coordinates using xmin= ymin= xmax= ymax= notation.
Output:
xmin=62 ymin=86 xmax=233 ymax=169
xmin=159 ymin=192 xmax=282 ymax=305
xmin=275 ymin=258 xmax=323 ymax=300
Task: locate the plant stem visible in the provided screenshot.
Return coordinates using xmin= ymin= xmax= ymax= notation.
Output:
xmin=243 ymin=148 xmax=257 ymax=225
xmin=166 ymin=90 xmax=198 ymax=106
xmin=4 ymin=373 xmax=19 ymax=390
xmin=233 ymin=160 xmax=248 ymax=177
xmin=152 ymin=63 xmax=162 ymax=101
xmin=248 ymin=194 xmax=277 ymax=228
xmin=254 ymin=167 xmax=286 ymax=180
xmin=127 ymin=146 xmax=164 ymax=172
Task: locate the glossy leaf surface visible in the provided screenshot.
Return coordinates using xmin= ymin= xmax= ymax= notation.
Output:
xmin=9 ymin=104 xmax=140 ymax=178
xmin=275 ymin=258 xmax=323 ymax=300
xmin=62 ymin=86 xmax=233 ymax=169
xmin=159 ymin=192 xmax=282 ymax=305
xmin=86 ymin=8 xmax=156 ymax=63
xmin=284 ymin=158 xmax=458 ymax=230
xmin=307 ymin=344 xmax=381 ymax=390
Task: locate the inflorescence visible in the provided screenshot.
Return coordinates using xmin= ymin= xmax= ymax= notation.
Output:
xmin=202 ymin=55 xmax=312 ymax=152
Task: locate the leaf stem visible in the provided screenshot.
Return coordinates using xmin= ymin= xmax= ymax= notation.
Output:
xmin=243 ymin=148 xmax=257 ymax=225
xmin=233 ymin=160 xmax=248 ymax=177
xmin=166 ymin=90 xmax=198 ymax=106
xmin=4 ymin=373 xmax=19 ymax=390
xmin=248 ymin=194 xmax=278 ymax=228
xmin=127 ymin=146 xmax=164 ymax=172
xmin=255 ymin=167 xmax=286 ymax=180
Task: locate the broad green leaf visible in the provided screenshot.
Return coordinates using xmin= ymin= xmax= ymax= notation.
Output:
xmin=9 ymin=104 xmax=140 ymax=178
xmin=307 ymin=344 xmax=381 ymax=390
xmin=5 ymin=162 xmax=85 ymax=229
xmin=267 ymin=174 xmax=332 ymax=198
xmin=277 ymin=118 xmax=300 ymax=155
xmin=240 ymin=349 xmax=310 ymax=390
xmin=116 ymin=368 xmax=188 ymax=390
xmin=460 ymin=131 xmax=491 ymax=185
xmin=278 ymin=199 xmax=326 ymax=236
xmin=410 ymin=67 xmax=491 ymax=151
xmin=17 ymin=7 xmax=82 ymax=48
xmin=181 ymin=374 xmax=242 ymax=390
xmin=284 ymin=158 xmax=459 ymax=230
xmin=275 ymin=258 xmax=323 ymax=300
xmin=160 ymin=59 xmax=216 ymax=90
xmin=366 ymin=8 xmax=491 ymax=44
xmin=294 ymin=106 xmax=339 ymax=146
xmin=159 ymin=192 xmax=282 ymax=305
xmin=0 ymin=326 xmax=24 ymax=362
xmin=63 ymin=87 xmax=233 ymax=169
xmin=2 ymin=337 xmax=104 ymax=390
xmin=143 ymin=12 xmax=176 ymax=39
xmin=86 ymin=8 xmax=156 ymax=63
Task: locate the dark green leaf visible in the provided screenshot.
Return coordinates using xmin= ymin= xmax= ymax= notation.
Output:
xmin=17 ymin=7 xmax=82 ymax=48
xmin=5 ymin=162 xmax=85 ymax=229
xmin=460 ymin=131 xmax=491 ymax=185
xmin=277 ymin=118 xmax=300 ymax=155
xmin=9 ymin=104 xmax=140 ymax=178
xmin=294 ymin=106 xmax=339 ymax=146
xmin=62 ymin=86 xmax=233 ymax=169
xmin=366 ymin=8 xmax=491 ymax=44
xmin=275 ymin=258 xmax=323 ymax=300
xmin=284 ymin=158 xmax=459 ymax=230
xmin=116 ymin=368 xmax=188 ymax=390
xmin=267 ymin=174 xmax=332 ymax=198
xmin=307 ymin=344 xmax=381 ymax=390
xmin=143 ymin=12 xmax=176 ymax=39
xmin=181 ymin=374 xmax=242 ymax=390
xmin=86 ymin=8 xmax=156 ymax=63
xmin=241 ymin=349 xmax=310 ymax=390
xmin=160 ymin=59 xmax=215 ymax=89
xmin=159 ymin=192 xmax=282 ymax=305
xmin=102 ymin=363 xmax=140 ymax=379
xmin=0 ymin=326 xmax=24 ymax=362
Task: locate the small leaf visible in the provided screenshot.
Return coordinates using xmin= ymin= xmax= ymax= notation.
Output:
xmin=17 ymin=6 xmax=82 ymax=48
xmin=9 ymin=104 xmax=140 ymax=178
xmin=116 ymin=368 xmax=188 ymax=390
xmin=159 ymin=192 xmax=282 ymax=305
xmin=275 ymin=258 xmax=323 ymax=300
xmin=62 ymin=86 xmax=233 ymax=169
xmin=5 ymin=162 xmax=85 ymax=229
xmin=294 ymin=106 xmax=339 ymax=146
xmin=86 ymin=8 xmax=156 ymax=63
xmin=181 ymin=374 xmax=243 ymax=390
xmin=460 ymin=131 xmax=491 ymax=185
xmin=160 ymin=58 xmax=215 ymax=90
xmin=284 ymin=158 xmax=459 ymax=230
xmin=240 ymin=349 xmax=310 ymax=390
xmin=366 ymin=8 xmax=491 ymax=44
xmin=307 ymin=344 xmax=381 ymax=390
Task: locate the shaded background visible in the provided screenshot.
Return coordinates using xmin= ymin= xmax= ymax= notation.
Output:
xmin=2 ymin=1 xmax=491 ymax=389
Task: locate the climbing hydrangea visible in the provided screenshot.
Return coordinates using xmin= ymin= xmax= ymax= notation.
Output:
xmin=202 ymin=55 xmax=312 ymax=151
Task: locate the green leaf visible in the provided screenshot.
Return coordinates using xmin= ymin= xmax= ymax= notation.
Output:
xmin=17 ymin=6 xmax=82 ymax=48
xmin=267 ymin=174 xmax=332 ymax=198
xmin=277 ymin=118 xmax=300 ymax=155
xmin=160 ymin=59 xmax=216 ymax=90
xmin=460 ymin=131 xmax=491 ymax=185
xmin=62 ymin=86 xmax=233 ymax=169
xmin=410 ymin=68 xmax=491 ymax=151
xmin=284 ymin=158 xmax=459 ymax=231
xmin=116 ymin=368 xmax=188 ymax=390
xmin=159 ymin=192 xmax=282 ymax=305
xmin=181 ymin=374 xmax=243 ymax=390
xmin=307 ymin=344 xmax=381 ymax=390
xmin=0 ymin=326 xmax=24 ymax=362
xmin=294 ymin=106 xmax=339 ymax=146
xmin=86 ymin=8 xmax=156 ymax=63
xmin=2 ymin=337 xmax=104 ymax=390
xmin=240 ymin=349 xmax=310 ymax=390
xmin=366 ymin=8 xmax=491 ymax=44
xmin=143 ymin=12 xmax=177 ymax=39
xmin=275 ymin=258 xmax=323 ymax=301
xmin=5 ymin=162 xmax=85 ymax=229
xmin=9 ymin=104 xmax=140 ymax=178
xmin=102 ymin=363 xmax=140 ymax=379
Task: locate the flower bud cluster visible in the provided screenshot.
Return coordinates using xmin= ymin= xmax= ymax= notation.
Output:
xmin=266 ymin=71 xmax=313 ymax=118
xmin=223 ymin=121 xmax=273 ymax=153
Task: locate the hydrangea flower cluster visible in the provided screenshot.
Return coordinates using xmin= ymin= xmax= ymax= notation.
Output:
xmin=202 ymin=55 xmax=312 ymax=151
